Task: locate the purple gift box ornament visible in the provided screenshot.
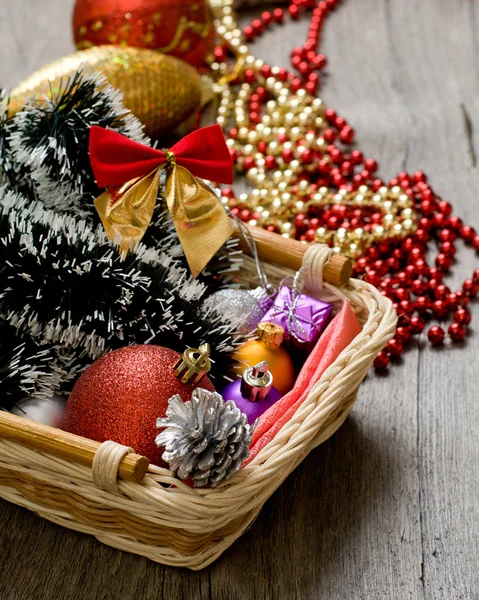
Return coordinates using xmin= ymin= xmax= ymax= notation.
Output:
xmin=261 ymin=277 xmax=333 ymax=352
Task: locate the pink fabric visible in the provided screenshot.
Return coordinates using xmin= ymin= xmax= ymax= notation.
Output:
xmin=246 ymin=300 xmax=361 ymax=462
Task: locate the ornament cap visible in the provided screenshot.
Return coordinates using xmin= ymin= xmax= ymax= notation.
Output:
xmin=174 ymin=343 xmax=212 ymax=385
xmin=256 ymin=322 xmax=285 ymax=348
xmin=241 ymin=361 xmax=274 ymax=403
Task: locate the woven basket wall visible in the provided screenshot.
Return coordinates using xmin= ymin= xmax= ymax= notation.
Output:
xmin=0 ymin=244 xmax=397 ymax=569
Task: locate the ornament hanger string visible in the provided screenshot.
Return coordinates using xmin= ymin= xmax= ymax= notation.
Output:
xmin=228 ymin=209 xmax=274 ymax=295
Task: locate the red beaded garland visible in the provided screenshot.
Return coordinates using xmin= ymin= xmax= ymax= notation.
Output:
xmin=214 ymin=0 xmax=478 ymax=371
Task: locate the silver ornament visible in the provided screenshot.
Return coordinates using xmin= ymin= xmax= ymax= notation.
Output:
xmin=156 ymin=388 xmax=257 ymax=488
xmin=10 ymin=395 xmax=67 ymax=428
xmin=202 ymin=288 xmax=268 ymax=335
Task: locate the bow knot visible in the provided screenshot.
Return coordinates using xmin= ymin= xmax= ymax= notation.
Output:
xmin=164 ymin=150 xmax=177 ymax=168
xmin=90 ymin=124 xmax=234 ymax=277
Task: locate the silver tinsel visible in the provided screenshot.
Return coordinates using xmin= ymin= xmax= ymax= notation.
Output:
xmin=156 ymin=388 xmax=257 ymax=488
xmin=202 ymin=287 xmax=272 ymax=335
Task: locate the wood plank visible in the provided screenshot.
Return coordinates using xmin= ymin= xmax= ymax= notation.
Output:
xmin=382 ymin=1 xmax=479 ymax=597
xmin=0 ymin=0 xmax=478 ymax=598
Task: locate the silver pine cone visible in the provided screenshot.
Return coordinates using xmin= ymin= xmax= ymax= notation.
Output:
xmin=156 ymin=388 xmax=257 ymax=488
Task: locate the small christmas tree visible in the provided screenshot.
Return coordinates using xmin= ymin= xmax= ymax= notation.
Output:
xmin=0 ymin=71 xmax=244 ymax=409
xmin=0 ymin=188 xmax=244 ymax=405
xmin=7 ymin=71 xmax=147 ymax=217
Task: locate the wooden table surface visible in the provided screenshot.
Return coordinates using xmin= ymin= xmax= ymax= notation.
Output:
xmin=1 ymin=1 xmax=478 ymax=598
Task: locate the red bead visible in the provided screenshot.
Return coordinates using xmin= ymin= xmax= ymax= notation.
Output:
xmin=243 ymin=156 xmax=255 ymax=171
xmin=434 ymin=284 xmax=450 ymax=300
xmin=428 ymin=326 xmax=445 ymax=346
xmin=272 ymin=8 xmax=284 ymax=22
xmin=428 ymin=267 xmax=443 ymax=282
xmin=396 ymin=271 xmax=410 ymax=286
xmin=355 ymin=257 xmax=369 ymax=273
xmin=448 ymin=322 xmax=466 ymax=342
xmin=324 ymin=129 xmax=336 ymax=143
xmin=435 ymin=253 xmax=452 ymax=270
xmin=463 ymin=278 xmax=479 ymax=297
xmin=327 ymin=215 xmax=340 ymax=229
xmin=340 ymin=126 xmax=355 ymax=144
xmin=395 ymin=326 xmax=411 ymax=344
xmin=291 ymin=56 xmax=303 ymax=69
xmin=350 ymin=149 xmax=363 ymax=165
xmin=461 ymin=225 xmax=476 ymax=243
xmin=386 ymin=338 xmax=404 ymax=358
xmin=420 ymin=199 xmax=435 ymax=216
xmin=432 ymin=299 xmax=449 ymax=319
xmin=473 ymin=235 xmax=479 ymax=251
xmin=282 ymin=148 xmax=294 ymax=162
xmin=447 ymin=215 xmax=463 ymax=231
xmin=364 ymin=158 xmax=378 ymax=172
xmin=433 ymin=213 xmax=446 ymax=228
xmin=395 ymin=287 xmax=410 ymax=302
xmin=399 ymin=300 xmax=414 ymax=315
xmin=439 ymin=241 xmax=456 ymax=257
xmin=243 ymin=26 xmax=255 ymax=41
xmin=260 ymin=65 xmax=272 ymax=78
xmin=413 ymin=171 xmax=427 ymax=183
xmin=325 ymin=108 xmax=336 ymax=123
xmin=251 ymin=19 xmax=264 ymax=34
xmin=409 ymin=316 xmax=426 ymax=335
xmin=405 ymin=264 xmax=418 ymax=280
xmin=438 ymin=228 xmax=456 ymax=243
xmin=364 ymin=269 xmax=381 ymax=287
xmin=298 ymin=60 xmax=311 ymax=75
xmin=261 ymin=11 xmax=273 ymax=25
xmin=437 ymin=200 xmax=452 ymax=216
xmin=288 ymin=4 xmax=301 ymax=19
xmin=455 ymin=290 xmax=470 ymax=307
xmin=411 ymin=278 xmax=427 ymax=296
xmin=305 ymin=81 xmax=318 ymax=94
xmin=374 ymin=350 xmax=390 ymax=370
xmin=445 ymin=293 xmax=459 ymax=311
xmin=454 ymin=308 xmax=471 ymax=325
xmin=265 ymin=155 xmax=277 ymax=170
xmin=313 ymin=54 xmax=327 ymax=69
xmin=474 ymin=268 xmax=479 ymax=283
xmin=415 ymin=296 xmax=431 ymax=313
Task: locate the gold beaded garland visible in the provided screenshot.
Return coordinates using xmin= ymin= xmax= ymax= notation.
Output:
xmin=207 ymin=0 xmax=418 ymax=260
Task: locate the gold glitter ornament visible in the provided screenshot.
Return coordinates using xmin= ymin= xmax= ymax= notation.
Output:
xmin=9 ymin=46 xmax=202 ymax=138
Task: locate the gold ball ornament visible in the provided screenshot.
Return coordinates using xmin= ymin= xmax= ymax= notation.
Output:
xmin=8 ymin=46 xmax=202 ymax=138
xmin=233 ymin=323 xmax=296 ymax=395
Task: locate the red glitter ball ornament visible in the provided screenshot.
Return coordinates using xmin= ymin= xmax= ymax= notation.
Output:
xmin=64 ymin=345 xmax=215 ymax=465
xmin=73 ymin=0 xmax=215 ymax=68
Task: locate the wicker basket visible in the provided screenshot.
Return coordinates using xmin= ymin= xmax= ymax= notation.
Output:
xmin=0 ymin=240 xmax=396 ymax=570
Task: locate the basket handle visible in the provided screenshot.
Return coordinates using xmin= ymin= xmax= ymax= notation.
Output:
xmin=232 ymin=222 xmax=352 ymax=287
xmin=0 ymin=411 xmax=149 ymax=484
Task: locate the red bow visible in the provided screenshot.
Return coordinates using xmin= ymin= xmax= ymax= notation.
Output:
xmin=90 ymin=124 xmax=234 ymax=188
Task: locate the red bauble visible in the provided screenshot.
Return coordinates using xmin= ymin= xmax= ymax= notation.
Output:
xmin=73 ymin=0 xmax=216 ymax=68
xmin=64 ymin=345 xmax=215 ymax=465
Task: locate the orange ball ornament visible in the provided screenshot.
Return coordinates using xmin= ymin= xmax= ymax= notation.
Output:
xmin=64 ymin=344 xmax=215 ymax=465
xmin=73 ymin=0 xmax=216 ymax=68
xmin=233 ymin=323 xmax=295 ymax=395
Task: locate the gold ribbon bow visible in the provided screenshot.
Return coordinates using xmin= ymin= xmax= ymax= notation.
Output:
xmin=90 ymin=125 xmax=234 ymax=277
